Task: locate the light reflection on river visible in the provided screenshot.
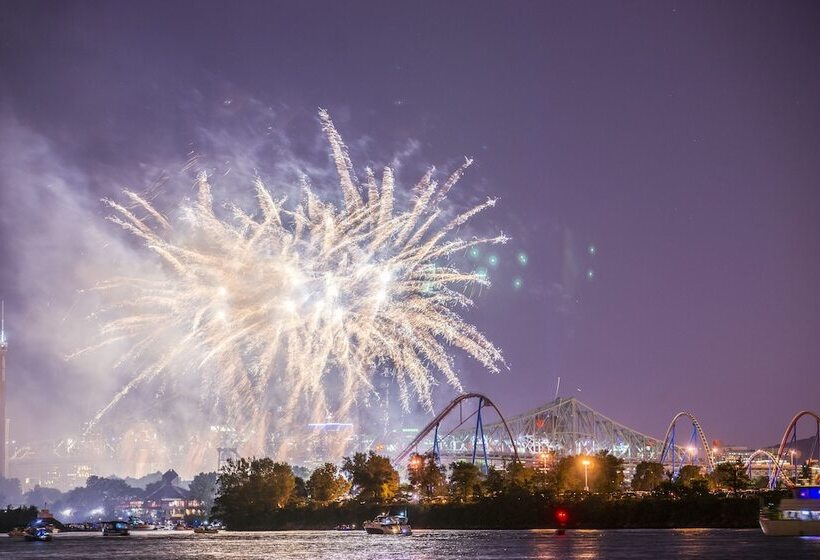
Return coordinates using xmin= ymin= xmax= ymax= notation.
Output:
xmin=0 ymin=529 xmax=818 ymax=559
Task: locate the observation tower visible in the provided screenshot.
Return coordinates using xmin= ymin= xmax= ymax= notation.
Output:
xmin=0 ymin=301 xmax=7 ymax=478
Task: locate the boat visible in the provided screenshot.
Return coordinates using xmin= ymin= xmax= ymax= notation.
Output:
xmin=193 ymin=526 xmax=219 ymax=534
xmin=7 ymin=527 xmax=27 ymax=539
xmin=173 ymin=522 xmax=189 ymax=531
xmin=363 ymin=512 xmax=412 ymax=535
xmin=102 ymin=520 xmax=131 ymax=536
xmin=760 ymin=486 xmax=820 ymax=536
xmin=63 ymin=523 xmax=98 ymax=532
xmin=129 ymin=517 xmax=157 ymax=531
xmin=24 ymin=527 xmax=53 ymax=542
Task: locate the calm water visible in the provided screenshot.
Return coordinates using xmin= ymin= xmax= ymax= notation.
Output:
xmin=1 ymin=529 xmax=818 ymax=559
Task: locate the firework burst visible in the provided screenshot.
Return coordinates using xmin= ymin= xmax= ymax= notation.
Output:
xmin=83 ymin=111 xmax=506 ymax=449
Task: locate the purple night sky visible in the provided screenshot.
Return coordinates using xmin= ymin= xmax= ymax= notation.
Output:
xmin=0 ymin=1 xmax=818 ymax=451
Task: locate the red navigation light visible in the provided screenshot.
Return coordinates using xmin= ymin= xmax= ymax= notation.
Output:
xmin=555 ymin=508 xmax=569 ymax=524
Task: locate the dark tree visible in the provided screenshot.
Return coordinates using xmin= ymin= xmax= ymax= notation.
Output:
xmin=483 ymin=466 xmax=505 ymax=497
xmin=0 ymin=506 xmax=38 ymax=532
xmin=596 ymin=451 xmax=625 ymax=494
xmin=188 ymin=471 xmax=219 ymax=515
xmin=677 ymin=465 xmax=706 ymax=487
xmin=306 ymin=463 xmax=350 ymax=505
xmin=556 ymin=455 xmax=588 ymax=493
xmin=53 ymin=476 xmax=139 ymax=519
xmin=710 ymin=460 xmax=751 ymax=493
xmin=341 ymin=452 xmax=399 ymax=503
xmin=632 ymin=462 xmax=665 ymax=492
xmin=448 ymin=461 xmax=483 ymax=502
xmin=407 ymin=452 xmax=447 ymax=501
xmin=504 ymin=460 xmax=537 ymax=494
xmin=292 ymin=477 xmax=308 ymax=504
xmin=212 ymin=458 xmax=296 ymax=528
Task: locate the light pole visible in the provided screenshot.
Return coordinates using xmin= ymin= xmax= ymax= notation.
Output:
xmin=410 ymin=456 xmax=422 ymax=478
xmin=539 ymin=452 xmax=549 ymax=472
xmin=688 ymin=446 xmax=698 ymax=466
xmin=582 ymin=458 xmax=591 ymax=492
xmin=409 ymin=456 xmax=423 ymax=501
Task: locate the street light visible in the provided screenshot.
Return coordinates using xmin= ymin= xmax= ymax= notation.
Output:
xmin=686 ymin=446 xmax=698 ymax=466
xmin=582 ymin=459 xmax=591 ymax=492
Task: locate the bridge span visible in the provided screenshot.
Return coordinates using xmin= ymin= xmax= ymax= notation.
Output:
xmin=394 ymin=393 xmax=818 ymax=480
xmin=395 ymin=394 xmax=683 ymax=470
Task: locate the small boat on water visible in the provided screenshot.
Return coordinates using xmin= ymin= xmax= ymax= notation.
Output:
xmin=24 ymin=527 xmax=53 ymax=542
xmin=193 ymin=526 xmax=219 ymax=534
xmin=102 ymin=521 xmax=131 ymax=536
xmin=363 ymin=512 xmax=412 ymax=535
xmin=7 ymin=527 xmax=27 ymax=539
xmin=129 ymin=516 xmax=157 ymax=531
xmin=760 ymin=486 xmax=820 ymax=536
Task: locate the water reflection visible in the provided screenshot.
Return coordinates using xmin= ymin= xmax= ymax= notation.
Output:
xmin=0 ymin=529 xmax=818 ymax=559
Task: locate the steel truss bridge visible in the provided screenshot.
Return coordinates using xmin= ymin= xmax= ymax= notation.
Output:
xmin=394 ymin=393 xmax=820 ymax=487
xmin=397 ymin=394 xmax=685 ymax=470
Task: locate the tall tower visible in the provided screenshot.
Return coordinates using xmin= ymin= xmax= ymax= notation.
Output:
xmin=0 ymin=301 xmax=7 ymax=479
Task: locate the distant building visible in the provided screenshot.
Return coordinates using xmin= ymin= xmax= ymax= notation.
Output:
xmin=114 ymin=470 xmax=203 ymax=522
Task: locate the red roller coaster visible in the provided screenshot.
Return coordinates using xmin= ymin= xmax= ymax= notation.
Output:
xmin=773 ymin=410 xmax=820 ymax=488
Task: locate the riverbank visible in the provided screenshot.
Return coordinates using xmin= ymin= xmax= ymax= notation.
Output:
xmin=223 ymin=493 xmax=777 ymax=531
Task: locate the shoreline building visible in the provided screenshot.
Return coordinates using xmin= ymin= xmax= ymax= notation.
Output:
xmin=115 ymin=470 xmax=203 ymax=523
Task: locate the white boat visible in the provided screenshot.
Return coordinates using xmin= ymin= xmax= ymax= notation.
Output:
xmin=102 ymin=520 xmax=131 ymax=536
xmin=760 ymin=486 xmax=820 ymax=536
xmin=129 ymin=518 xmax=157 ymax=531
xmin=363 ymin=513 xmax=412 ymax=535
xmin=7 ymin=527 xmax=27 ymax=539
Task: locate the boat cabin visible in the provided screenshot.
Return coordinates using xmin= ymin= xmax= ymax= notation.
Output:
xmin=779 ymin=486 xmax=820 ymax=521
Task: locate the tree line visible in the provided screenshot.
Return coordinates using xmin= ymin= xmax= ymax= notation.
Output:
xmin=211 ymin=450 xmax=781 ymax=529
xmin=1 ymin=450 xmax=784 ymax=529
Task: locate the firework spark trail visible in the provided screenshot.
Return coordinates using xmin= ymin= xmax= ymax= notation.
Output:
xmin=83 ymin=111 xmax=507 ymax=451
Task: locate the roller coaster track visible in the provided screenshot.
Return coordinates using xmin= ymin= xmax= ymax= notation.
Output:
xmin=659 ymin=411 xmax=716 ymax=472
xmin=393 ymin=392 xmax=518 ymax=465
xmin=744 ymin=449 xmax=787 ymax=488
xmin=774 ymin=410 xmax=820 ymax=488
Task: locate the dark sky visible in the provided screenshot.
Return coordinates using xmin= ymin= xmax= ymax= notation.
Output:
xmin=1 ymin=0 xmax=818 ymax=449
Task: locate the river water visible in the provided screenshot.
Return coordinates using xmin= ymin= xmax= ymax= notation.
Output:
xmin=1 ymin=529 xmax=818 ymax=559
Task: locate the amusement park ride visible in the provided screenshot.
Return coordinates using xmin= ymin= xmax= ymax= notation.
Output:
xmin=394 ymin=393 xmax=819 ymax=488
